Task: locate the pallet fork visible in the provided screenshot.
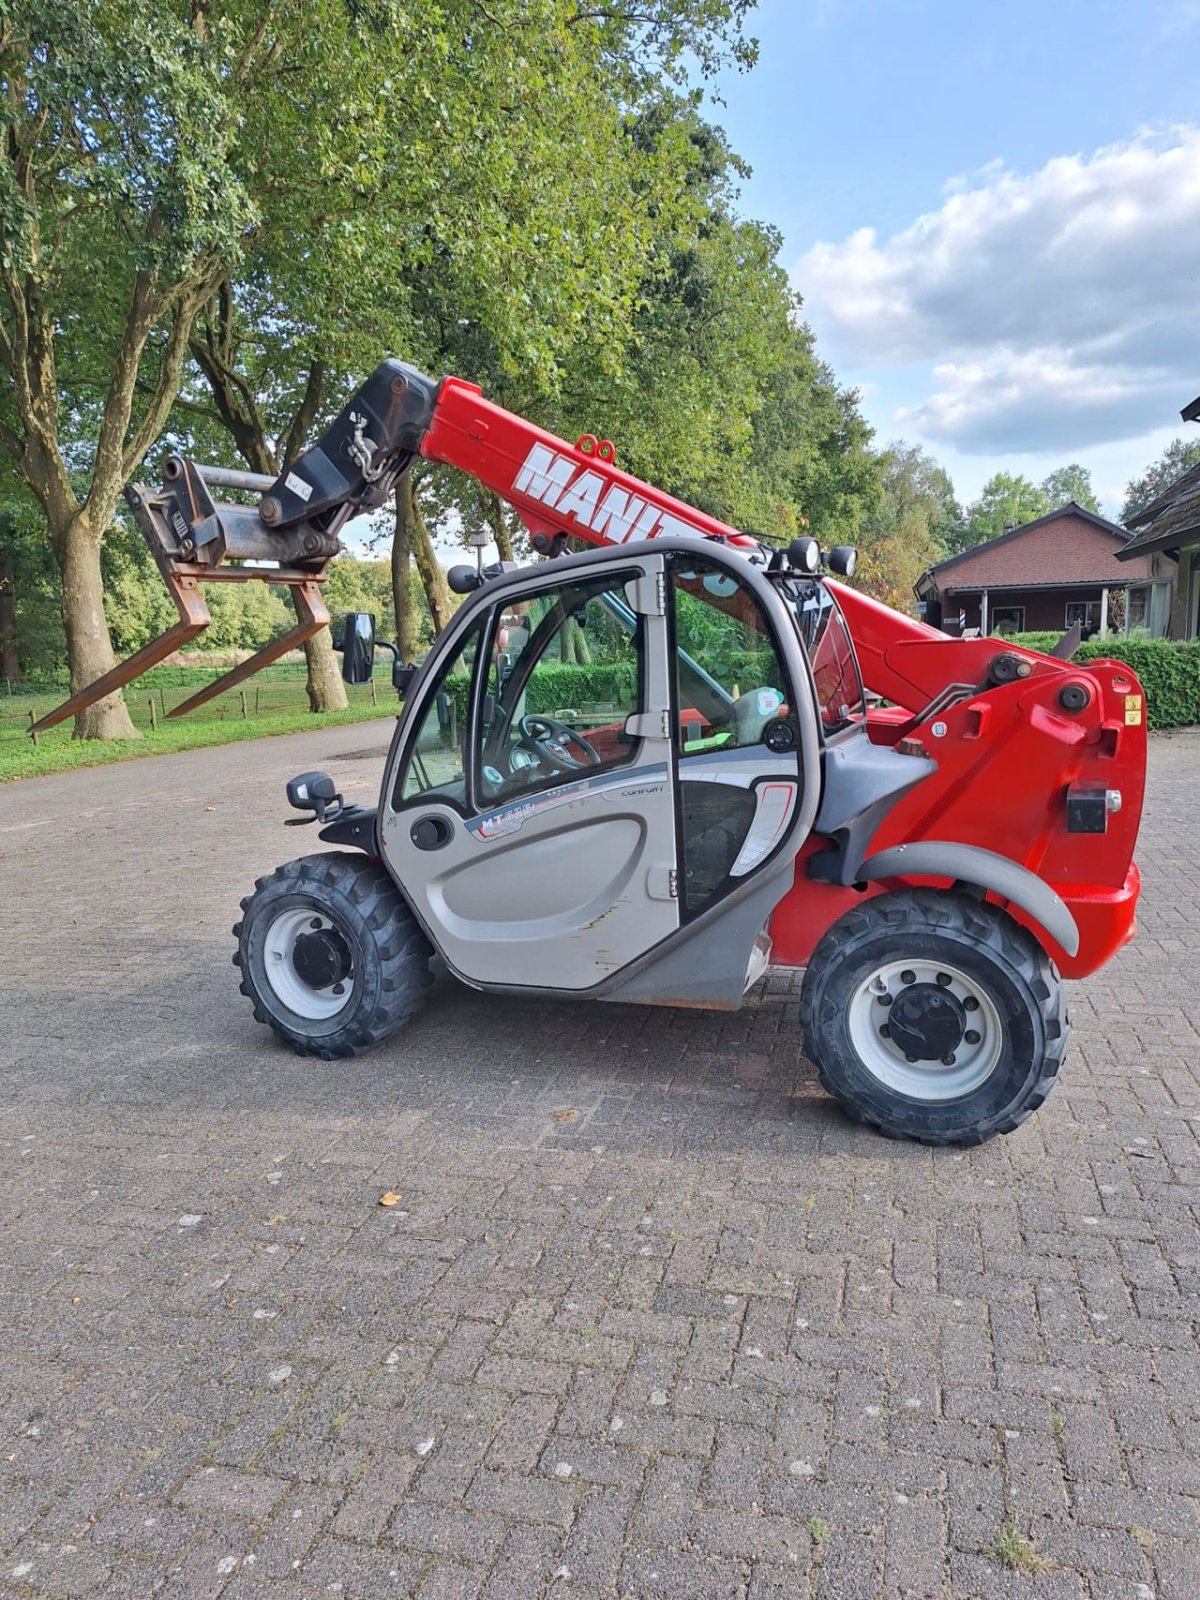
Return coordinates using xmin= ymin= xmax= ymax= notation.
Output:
xmin=33 ymin=361 xmax=442 ymax=734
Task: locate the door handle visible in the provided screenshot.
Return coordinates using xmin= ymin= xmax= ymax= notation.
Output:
xmin=411 ymin=815 xmax=453 ymax=850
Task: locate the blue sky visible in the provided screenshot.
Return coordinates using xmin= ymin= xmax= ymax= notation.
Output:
xmin=710 ymin=0 xmax=1200 ymax=515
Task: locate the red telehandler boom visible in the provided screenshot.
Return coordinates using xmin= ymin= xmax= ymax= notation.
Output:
xmin=39 ymin=360 xmax=1147 ymax=1143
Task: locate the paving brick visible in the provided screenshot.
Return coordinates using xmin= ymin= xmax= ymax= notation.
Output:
xmin=559 ymin=1486 xmax=633 ymax=1586
xmin=388 ymin=1503 xmax=507 ymax=1564
xmin=465 ymin=1469 xmax=578 ymax=1531
xmin=621 ymin=1547 xmax=747 ymax=1600
xmin=634 ymin=1455 xmax=702 ymax=1547
xmin=6 ymin=726 xmax=1200 ymax=1600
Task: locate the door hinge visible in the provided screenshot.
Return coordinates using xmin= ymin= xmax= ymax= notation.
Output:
xmin=625 ymin=567 xmax=666 ymax=616
xmin=624 ymin=707 xmax=673 ymax=743
xmin=646 ymin=864 xmax=678 ymax=901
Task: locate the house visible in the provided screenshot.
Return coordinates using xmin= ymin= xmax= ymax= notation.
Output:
xmin=914 ymin=503 xmax=1152 ymax=638
xmin=1114 ymin=395 xmax=1200 ymax=638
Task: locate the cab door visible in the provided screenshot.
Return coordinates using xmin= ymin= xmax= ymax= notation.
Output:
xmin=380 ymin=553 xmax=680 ymax=991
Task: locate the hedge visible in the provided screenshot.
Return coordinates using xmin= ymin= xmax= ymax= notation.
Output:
xmin=1007 ymin=633 xmax=1200 ymax=730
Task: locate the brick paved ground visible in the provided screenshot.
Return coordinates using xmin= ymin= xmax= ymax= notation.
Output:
xmin=1 ymin=723 xmax=1198 ymax=1600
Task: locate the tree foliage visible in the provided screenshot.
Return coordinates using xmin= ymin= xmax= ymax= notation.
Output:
xmin=957 ymin=474 xmax=1051 ymax=553
xmin=1041 ymin=463 xmax=1100 ymax=515
xmin=856 ymin=444 xmax=962 ymax=607
xmin=1121 ymin=437 xmax=1200 ymax=523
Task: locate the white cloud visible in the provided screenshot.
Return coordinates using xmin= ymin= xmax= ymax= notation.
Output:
xmin=794 ymin=129 xmax=1200 ymax=453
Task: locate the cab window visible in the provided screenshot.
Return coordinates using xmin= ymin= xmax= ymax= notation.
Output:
xmin=792 ymin=582 xmax=866 ymax=733
xmin=668 ymin=554 xmax=799 ymax=921
xmin=394 ymin=621 xmax=482 ymax=811
xmin=474 ymin=573 xmax=644 ymax=809
xmin=670 ymin=554 xmax=795 ymax=757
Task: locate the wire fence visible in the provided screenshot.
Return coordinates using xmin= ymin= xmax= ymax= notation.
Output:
xmin=0 ymin=661 xmax=389 ymax=750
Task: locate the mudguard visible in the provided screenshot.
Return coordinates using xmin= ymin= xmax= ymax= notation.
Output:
xmin=859 ymin=840 xmax=1080 ymax=959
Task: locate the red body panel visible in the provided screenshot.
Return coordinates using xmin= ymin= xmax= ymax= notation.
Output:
xmin=418 ymin=373 xmax=1146 ymax=981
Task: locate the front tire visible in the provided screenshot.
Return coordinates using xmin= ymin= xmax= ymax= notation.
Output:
xmin=233 ymin=853 xmax=432 ymax=1058
xmin=800 ymin=889 xmax=1067 ymax=1145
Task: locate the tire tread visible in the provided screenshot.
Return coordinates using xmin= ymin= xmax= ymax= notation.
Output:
xmin=232 ymin=852 xmax=432 ymax=1059
xmin=799 ymin=889 xmax=1068 ymax=1146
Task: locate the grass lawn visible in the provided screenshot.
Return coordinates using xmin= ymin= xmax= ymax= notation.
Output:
xmin=0 ymin=663 xmax=399 ymax=783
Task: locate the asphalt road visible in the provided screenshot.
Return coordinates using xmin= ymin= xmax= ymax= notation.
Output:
xmin=1 ymin=722 xmax=1199 ymax=1599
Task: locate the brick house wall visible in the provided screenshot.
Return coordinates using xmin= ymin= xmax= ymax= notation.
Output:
xmin=921 ymin=508 xmax=1153 ymax=633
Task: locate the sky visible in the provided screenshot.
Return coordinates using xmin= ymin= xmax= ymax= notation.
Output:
xmin=708 ymin=0 xmax=1200 ymax=518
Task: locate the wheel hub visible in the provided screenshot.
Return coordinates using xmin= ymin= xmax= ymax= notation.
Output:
xmin=261 ymin=906 xmax=356 ymax=1021
xmin=847 ymin=957 xmax=1003 ymax=1102
xmin=887 ymin=982 xmax=966 ymax=1061
xmin=292 ymin=923 xmax=352 ymax=992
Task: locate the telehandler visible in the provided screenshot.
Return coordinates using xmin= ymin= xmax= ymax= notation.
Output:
xmin=40 ymin=360 xmax=1146 ymax=1143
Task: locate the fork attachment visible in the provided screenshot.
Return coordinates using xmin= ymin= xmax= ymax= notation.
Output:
xmin=31 ymin=359 xmax=443 ymax=735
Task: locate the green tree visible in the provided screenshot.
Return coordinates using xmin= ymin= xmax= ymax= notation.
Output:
xmin=856 ymin=444 xmax=961 ymax=609
xmin=1121 ymin=437 xmax=1200 ymax=522
xmin=2 ymin=1 xmax=758 ymax=739
xmin=1041 ymin=464 xmax=1100 ymax=514
xmin=0 ymin=1 xmax=254 ymax=736
xmin=958 ymin=474 xmax=1050 ymax=552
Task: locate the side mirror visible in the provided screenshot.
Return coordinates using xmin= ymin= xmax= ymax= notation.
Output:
xmin=341 ymin=611 xmax=376 ymax=683
xmin=285 ymin=769 xmax=342 ymax=823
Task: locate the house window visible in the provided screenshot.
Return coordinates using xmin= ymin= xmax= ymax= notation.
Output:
xmin=1065 ymin=601 xmax=1101 ymax=634
xmin=990 ymin=605 xmax=1025 ymax=635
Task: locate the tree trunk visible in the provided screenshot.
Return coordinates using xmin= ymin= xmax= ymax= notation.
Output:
xmin=59 ymin=518 xmax=139 ymax=740
xmin=302 ymin=624 xmax=347 ymax=713
xmin=411 ymin=490 xmax=453 ymax=635
xmin=392 ymin=479 xmax=421 ymax=659
xmin=0 ymin=547 xmax=25 ymax=684
xmin=487 ymin=492 xmax=514 ymax=563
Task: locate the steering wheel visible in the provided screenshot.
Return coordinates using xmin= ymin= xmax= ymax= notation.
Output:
xmin=516 ymin=714 xmax=602 ymax=773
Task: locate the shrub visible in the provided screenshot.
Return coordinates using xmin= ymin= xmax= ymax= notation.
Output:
xmin=1074 ymin=637 xmax=1200 ymax=729
xmin=1004 ymin=632 xmax=1200 ymax=729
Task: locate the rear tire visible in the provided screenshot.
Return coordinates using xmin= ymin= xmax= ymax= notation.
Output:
xmin=233 ymin=853 xmax=432 ymax=1058
xmin=800 ymin=889 xmax=1067 ymax=1145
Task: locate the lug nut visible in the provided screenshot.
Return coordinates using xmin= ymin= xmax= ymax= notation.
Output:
xmin=963 ymin=995 xmax=979 ymax=1012
xmin=880 ymin=1025 xmax=891 ymax=1039
xmin=877 ymin=992 xmax=893 ymax=1007
xmin=900 ymin=969 xmax=916 ymax=986
xmin=936 ymin=972 xmax=952 ymax=986
xmin=964 ymin=1029 xmax=981 ymax=1045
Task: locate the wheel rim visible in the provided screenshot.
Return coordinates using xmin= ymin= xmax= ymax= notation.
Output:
xmin=846 ymin=957 xmax=1003 ymax=1101
xmin=262 ymin=906 xmax=355 ymax=1021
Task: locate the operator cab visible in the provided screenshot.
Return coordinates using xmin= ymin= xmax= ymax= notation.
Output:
xmin=357 ymin=535 xmax=886 ymax=1005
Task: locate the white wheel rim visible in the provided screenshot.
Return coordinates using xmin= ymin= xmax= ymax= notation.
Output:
xmin=846 ymin=957 xmax=1003 ymax=1102
xmin=262 ymin=906 xmax=354 ymax=1021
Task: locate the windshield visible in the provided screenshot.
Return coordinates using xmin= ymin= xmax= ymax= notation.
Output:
xmin=789 ymin=580 xmax=865 ymax=733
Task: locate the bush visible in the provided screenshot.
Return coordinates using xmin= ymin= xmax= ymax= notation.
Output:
xmin=1006 ymin=631 xmax=1066 ymax=655
xmin=1005 ymin=632 xmax=1200 ymax=729
xmin=1073 ymin=637 xmax=1200 ymax=730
